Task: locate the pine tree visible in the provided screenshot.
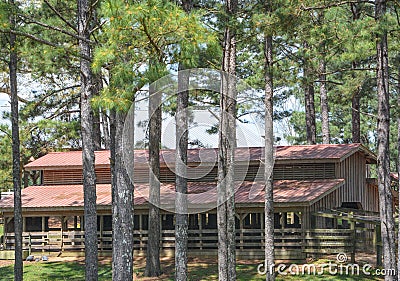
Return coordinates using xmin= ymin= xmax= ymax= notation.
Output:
xmin=375 ymin=1 xmax=396 ymax=280
xmin=8 ymin=0 xmax=23 ymax=279
xmin=264 ymin=1 xmax=274 ymax=280
xmin=110 ymin=110 xmax=134 ymax=281
xmin=174 ymin=3 xmax=193 ymax=280
xmin=218 ymin=0 xmax=237 ymax=280
xmin=78 ymin=0 xmax=98 ymax=279
xmin=145 ymin=78 xmax=162 ymax=277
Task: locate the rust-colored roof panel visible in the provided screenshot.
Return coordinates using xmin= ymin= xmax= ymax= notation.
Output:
xmin=0 ymin=179 xmax=344 ymax=210
xmin=24 ymin=144 xmax=374 ymax=170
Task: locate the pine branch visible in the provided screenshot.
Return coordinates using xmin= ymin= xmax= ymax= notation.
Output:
xmin=32 ymin=84 xmax=80 ymax=109
xmin=300 ymin=0 xmax=374 ymax=11
xmin=48 ymin=109 xmax=80 ymax=120
xmin=43 ymin=0 xmax=77 ymax=32
xmin=20 ymin=15 xmax=93 ymax=43
xmin=0 ymin=127 xmax=12 ymax=139
xmin=0 ymin=28 xmax=91 ymax=61
xmin=0 ymin=86 xmax=28 ymax=103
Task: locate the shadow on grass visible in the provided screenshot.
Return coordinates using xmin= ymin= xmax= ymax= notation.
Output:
xmin=0 ymin=262 xmax=112 ymax=281
xmin=0 ymin=259 xmax=385 ymax=281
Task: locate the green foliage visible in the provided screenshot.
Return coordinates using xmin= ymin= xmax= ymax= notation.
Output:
xmin=92 ymin=0 xmax=215 ymax=111
xmin=0 ymin=125 xmax=12 ymax=192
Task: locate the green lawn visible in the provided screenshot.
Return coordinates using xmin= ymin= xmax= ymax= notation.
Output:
xmin=0 ymin=259 xmax=384 ymax=281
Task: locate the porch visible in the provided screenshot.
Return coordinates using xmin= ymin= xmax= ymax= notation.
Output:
xmin=1 ymin=210 xmax=377 ymax=261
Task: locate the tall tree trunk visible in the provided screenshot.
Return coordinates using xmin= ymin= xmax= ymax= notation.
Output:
xmin=319 ymin=58 xmax=330 ymax=144
xmin=78 ymin=0 xmax=98 ymax=279
xmin=9 ymin=1 xmax=23 ymax=279
xmin=350 ymin=4 xmax=362 ymax=143
xmin=92 ymin=74 xmax=103 ymax=150
xmin=264 ymin=1 xmax=274 ymax=279
xmin=92 ymin=111 xmax=101 ymax=150
xmin=145 ymin=82 xmax=162 ymax=277
xmin=375 ymin=1 xmax=396 ymax=280
xmin=303 ymin=42 xmax=316 ymax=145
xmin=111 ymin=111 xmax=134 ymax=281
xmin=218 ymin=0 xmax=237 ymax=280
xmin=101 ymin=110 xmax=110 ymax=150
xmin=351 ymin=84 xmax=361 ymax=143
xmin=397 ymin=57 xmax=400 ymax=281
xmin=175 ymin=67 xmax=189 ymax=281
xmin=175 ymin=2 xmax=192 ymax=280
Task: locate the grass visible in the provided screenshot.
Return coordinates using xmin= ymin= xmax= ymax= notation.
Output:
xmin=0 ymin=261 xmax=112 ymax=281
xmin=0 ymin=257 xmax=385 ymax=281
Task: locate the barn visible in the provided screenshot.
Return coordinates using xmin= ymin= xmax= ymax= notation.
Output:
xmin=0 ymin=144 xmax=383 ymax=259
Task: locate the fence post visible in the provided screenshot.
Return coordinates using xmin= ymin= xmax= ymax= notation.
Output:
xmin=28 ymin=233 xmax=32 ymax=256
xmin=374 ymin=224 xmax=382 ymax=266
xmin=350 ymin=220 xmax=355 ymax=263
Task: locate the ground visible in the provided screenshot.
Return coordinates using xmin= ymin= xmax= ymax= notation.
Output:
xmin=0 ymin=254 xmax=385 ymax=280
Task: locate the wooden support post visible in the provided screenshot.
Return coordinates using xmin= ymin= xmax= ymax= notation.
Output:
xmin=42 ymin=217 xmax=46 ymax=252
xmin=374 ymin=224 xmax=382 ymax=266
xmin=198 ymin=214 xmax=203 ymax=250
xmin=61 ymin=216 xmax=65 ymax=252
xmin=239 ymin=214 xmax=244 ymax=250
xmin=28 ymin=233 xmax=32 ymax=255
xmin=80 ymin=216 xmax=84 ymax=231
xmin=261 ymin=212 xmax=265 ymax=251
xmin=41 ymin=217 xmax=45 ymax=232
xmin=350 ymin=220 xmax=356 ymax=263
xmin=3 ymin=216 xmax=7 ymax=250
xmin=301 ymin=211 xmax=306 ymax=259
xmin=22 ymin=217 xmax=26 ymax=233
xmin=99 ymin=215 xmax=104 ymax=252
xmin=139 ymin=214 xmax=143 ymax=251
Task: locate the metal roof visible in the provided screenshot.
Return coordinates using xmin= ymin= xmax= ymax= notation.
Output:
xmin=0 ymin=179 xmax=345 ymax=211
xmin=24 ymin=144 xmax=376 ymax=170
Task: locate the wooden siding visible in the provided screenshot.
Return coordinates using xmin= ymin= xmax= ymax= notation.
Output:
xmin=335 ymin=152 xmax=367 ymax=209
xmin=306 ymin=191 xmax=338 ymax=229
xmin=365 ymin=181 xmax=379 ymax=212
xmin=307 ymin=152 xmax=378 ymax=224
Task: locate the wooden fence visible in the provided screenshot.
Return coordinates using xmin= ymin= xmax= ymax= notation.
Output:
xmin=2 ymin=227 xmax=375 ymax=260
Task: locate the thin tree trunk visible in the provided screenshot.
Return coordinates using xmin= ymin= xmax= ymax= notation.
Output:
xmin=92 ymin=74 xmax=102 ymax=150
xmin=319 ymin=58 xmax=330 ymax=144
xmin=351 ymin=86 xmax=361 ymax=143
xmin=397 ymin=57 xmax=400 ymax=281
xmin=175 ymin=67 xmax=189 ymax=281
xmin=101 ymin=110 xmax=110 ymax=150
xmin=111 ymin=111 xmax=134 ymax=281
xmin=350 ymin=4 xmax=362 ymax=144
xmin=93 ymin=112 xmax=101 ymax=150
xmin=375 ymin=1 xmax=396 ymax=280
xmin=78 ymin=0 xmax=98 ymax=279
xmin=145 ymin=82 xmax=162 ymax=277
xmin=218 ymin=0 xmax=237 ymax=279
xmin=264 ymin=1 xmax=274 ymax=279
xmin=9 ymin=1 xmax=23 ymax=279
xmin=303 ymin=42 xmax=316 ymax=145
xmin=175 ymin=2 xmax=192 ymax=279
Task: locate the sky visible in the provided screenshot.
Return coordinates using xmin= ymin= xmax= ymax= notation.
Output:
xmin=0 ymin=73 xmax=296 ymax=146
xmin=133 ymin=109 xmax=265 ymax=149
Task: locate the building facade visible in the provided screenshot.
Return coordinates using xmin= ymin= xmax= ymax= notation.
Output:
xmin=0 ymin=144 xmax=381 ymax=259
